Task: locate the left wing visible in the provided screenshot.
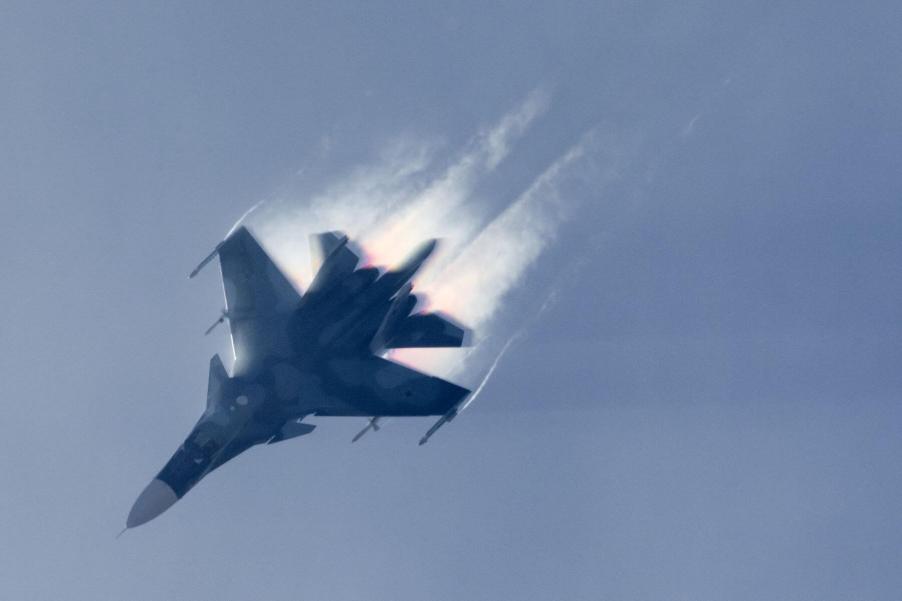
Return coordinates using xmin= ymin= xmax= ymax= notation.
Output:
xmin=217 ymin=226 xmax=301 ymax=371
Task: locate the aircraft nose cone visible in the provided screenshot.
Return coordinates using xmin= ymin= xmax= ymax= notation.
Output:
xmin=127 ymin=479 xmax=178 ymax=528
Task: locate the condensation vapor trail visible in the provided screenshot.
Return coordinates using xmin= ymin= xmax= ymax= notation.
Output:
xmin=249 ymin=89 xmax=630 ymax=390
xmin=458 ymin=287 xmax=560 ymax=413
xmin=457 ymin=332 xmax=520 ymax=413
xmin=227 ymin=200 xmax=266 ymax=237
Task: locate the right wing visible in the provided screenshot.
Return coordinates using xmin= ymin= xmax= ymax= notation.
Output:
xmin=316 ymin=356 xmax=470 ymax=416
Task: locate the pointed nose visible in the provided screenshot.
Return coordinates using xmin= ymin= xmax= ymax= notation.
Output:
xmin=126 ymin=479 xmax=178 ymax=528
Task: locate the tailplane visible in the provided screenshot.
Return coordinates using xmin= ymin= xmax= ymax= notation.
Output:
xmin=386 ymin=312 xmax=470 ymax=349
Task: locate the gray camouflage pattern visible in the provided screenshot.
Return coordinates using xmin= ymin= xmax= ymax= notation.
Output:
xmin=126 ymin=227 xmax=470 ymax=529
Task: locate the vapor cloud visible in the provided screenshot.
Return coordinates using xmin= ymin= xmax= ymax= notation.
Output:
xmin=249 ymin=91 xmax=626 ymax=385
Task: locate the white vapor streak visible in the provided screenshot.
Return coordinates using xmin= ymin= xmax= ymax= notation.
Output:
xmin=255 ymin=89 xmax=549 ymax=288
xmin=458 ymin=285 xmax=561 ymax=413
xmin=424 ymin=136 xmax=590 ymax=328
xmin=458 ymin=333 xmax=520 ymax=413
xmin=251 ymin=90 xmax=623 ymax=386
xmin=360 ymin=88 xmax=550 ymax=269
xmin=226 ymin=199 xmax=265 ymax=237
xmin=391 ymin=128 xmax=625 ymax=380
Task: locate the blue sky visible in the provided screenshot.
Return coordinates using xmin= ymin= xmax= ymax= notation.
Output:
xmin=2 ymin=2 xmax=901 ymax=600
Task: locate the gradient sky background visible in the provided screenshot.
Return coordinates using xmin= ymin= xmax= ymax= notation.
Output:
xmin=3 ymin=2 xmax=902 ymax=600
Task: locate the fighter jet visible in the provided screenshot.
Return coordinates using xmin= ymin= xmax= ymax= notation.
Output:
xmin=125 ymin=227 xmax=471 ymax=530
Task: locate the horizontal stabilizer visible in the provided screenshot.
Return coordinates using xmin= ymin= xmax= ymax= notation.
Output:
xmin=386 ymin=313 xmax=470 ymax=349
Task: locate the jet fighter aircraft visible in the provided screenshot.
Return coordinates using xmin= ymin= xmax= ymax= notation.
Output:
xmin=126 ymin=227 xmax=471 ymax=530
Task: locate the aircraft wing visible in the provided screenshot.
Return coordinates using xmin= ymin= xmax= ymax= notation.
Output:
xmin=218 ymin=226 xmax=301 ymax=370
xmin=316 ymin=356 xmax=471 ymax=417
